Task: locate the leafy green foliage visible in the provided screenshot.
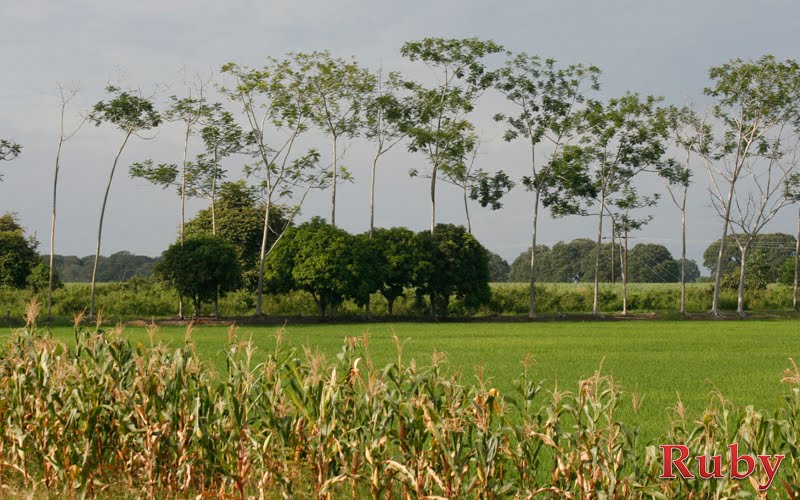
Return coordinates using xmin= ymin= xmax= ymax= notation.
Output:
xmin=185 ymin=181 xmax=289 ymax=288
xmin=720 ymin=251 xmax=772 ymax=291
xmin=26 ymin=261 xmax=62 ymax=293
xmin=495 ymin=54 xmax=600 ymax=202
xmin=468 ymin=169 xmax=515 ymax=210
xmin=703 ymin=233 xmax=796 ymax=280
xmin=509 ymin=239 xmax=619 ymax=283
xmin=370 ymin=227 xmax=424 ymax=316
xmin=89 ymin=86 xmax=161 ymax=132
xmin=398 ymin=38 xmax=504 ymax=225
xmin=265 ymin=218 xmax=358 ymax=317
xmin=0 ymin=139 xmax=22 ymax=181
xmin=705 ymin=55 xmax=800 ymax=151
xmin=154 ymin=236 xmax=242 ymax=316
xmin=0 ymin=213 xmax=40 ymax=289
xmin=627 ymin=244 xmax=679 ymax=283
xmin=780 ymin=256 xmax=798 ymax=286
xmin=415 ymin=223 xmax=491 ymax=316
xmin=349 ymin=233 xmax=387 ymax=310
xmin=487 ymin=252 xmax=510 ymax=282
xmin=51 ymin=252 xmax=158 ymax=282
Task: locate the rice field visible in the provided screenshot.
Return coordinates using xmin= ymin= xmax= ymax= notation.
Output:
xmin=32 ymin=319 xmax=800 ymax=442
xmin=3 ymin=316 xmax=800 ymax=497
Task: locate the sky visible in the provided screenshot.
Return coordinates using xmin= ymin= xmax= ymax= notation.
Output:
xmin=1 ymin=0 xmax=799 ymax=272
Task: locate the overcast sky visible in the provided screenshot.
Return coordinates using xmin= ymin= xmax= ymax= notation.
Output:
xmin=1 ymin=0 xmax=799 ymax=271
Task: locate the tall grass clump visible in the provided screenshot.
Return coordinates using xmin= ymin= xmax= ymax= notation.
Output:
xmin=2 ymin=299 xmax=800 ymax=497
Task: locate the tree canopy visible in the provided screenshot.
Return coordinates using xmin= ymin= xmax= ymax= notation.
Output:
xmin=154 ymin=236 xmax=242 ymax=316
xmin=0 ymin=213 xmax=40 ymax=289
xmin=185 ymin=181 xmax=289 ymax=289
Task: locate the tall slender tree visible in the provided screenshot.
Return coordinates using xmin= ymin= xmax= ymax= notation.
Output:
xmin=363 ymin=69 xmax=407 ymax=236
xmin=439 ymin=138 xmax=515 ymax=233
xmin=88 ymin=86 xmax=161 ymax=318
xmin=494 ymin=54 xmax=600 ymax=317
xmin=129 ymin=83 xmax=210 ymax=318
xmin=192 ymin=104 xmax=245 ymax=236
xmin=289 ymin=51 xmax=375 ymax=228
xmin=702 ymin=55 xmax=800 ymax=315
xmin=221 ymin=59 xmax=328 ymax=316
xmin=130 ymin=103 xmax=244 ymax=237
xmin=788 ymin=173 xmax=800 ymax=312
xmin=549 ymin=94 xmax=671 ymax=317
xmin=714 ymin=138 xmax=800 ymax=317
xmin=399 ymin=37 xmax=504 ymax=234
xmin=657 ymin=104 xmax=710 ymax=316
xmin=607 ymin=187 xmax=658 ymax=315
xmin=48 ymin=84 xmax=86 ymax=321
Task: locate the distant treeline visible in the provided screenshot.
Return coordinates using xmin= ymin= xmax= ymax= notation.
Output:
xmin=47 ymin=252 xmax=159 ymax=282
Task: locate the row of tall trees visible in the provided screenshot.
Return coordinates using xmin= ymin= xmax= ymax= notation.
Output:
xmin=3 ymin=40 xmax=800 ymax=319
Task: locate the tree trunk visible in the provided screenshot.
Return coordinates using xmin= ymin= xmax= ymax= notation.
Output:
xmin=610 ymin=225 xmax=615 ymax=284
xmin=680 ymin=200 xmax=688 ymax=316
xmin=711 ymin=181 xmax=737 ymax=315
xmin=429 ymin=293 xmax=436 ymax=320
xmin=622 ymin=228 xmax=629 ymax=316
xmin=592 ymin=191 xmax=606 ymax=318
xmin=736 ymin=243 xmax=749 ymax=317
xmin=430 ymin=164 xmax=437 ymax=235
xmin=794 ymin=205 xmax=800 ymax=312
xmin=211 ymin=147 xmax=219 ymax=237
xmin=180 ymin=126 xmax=190 ymax=243
xmin=48 ymin=114 xmax=66 ymax=322
xmin=331 ymin=135 xmax=337 ymax=227
xmin=316 ymin=298 xmax=324 ymax=319
xmin=463 ymin=185 xmax=471 ymax=234
xmin=90 ymin=132 xmax=131 ymax=318
xmin=255 ymin=194 xmax=272 ymax=316
xmin=369 ymin=155 xmax=378 ymax=237
xmin=388 ymin=297 xmax=395 ymax=319
xmin=178 ymin=125 xmax=191 ymax=320
xmin=528 ymin=190 xmax=540 ymax=319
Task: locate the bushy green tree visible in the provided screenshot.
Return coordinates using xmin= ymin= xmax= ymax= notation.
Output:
xmin=703 ymin=233 xmax=795 ymax=282
xmin=678 ymin=259 xmax=702 ymax=283
xmin=349 ymin=233 xmax=386 ymax=316
xmin=487 ymin=252 xmax=510 ymax=282
xmin=508 ymin=239 xmax=620 ymax=283
xmin=27 ymin=261 xmax=62 ymax=294
xmin=415 ymin=224 xmax=491 ymax=318
xmin=627 ymin=244 xmax=679 ymax=283
xmin=185 ymin=181 xmax=288 ymax=289
xmin=264 ymin=218 xmax=356 ymax=318
xmin=720 ymin=251 xmax=771 ymax=291
xmin=155 ymin=236 xmax=241 ymax=317
xmin=0 ymin=213 xmax=40 ymax=288
xmin=371 ymin=227 xmax=424 ymax=317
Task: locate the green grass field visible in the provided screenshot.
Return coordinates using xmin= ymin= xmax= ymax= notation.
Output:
xmin=14 ymin=319 xmax=800 ymax=442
